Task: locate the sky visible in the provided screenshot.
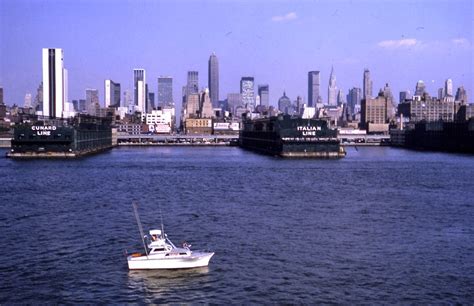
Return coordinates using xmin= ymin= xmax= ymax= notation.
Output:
xmin=0 ymin=0 xmax=473 ymax=111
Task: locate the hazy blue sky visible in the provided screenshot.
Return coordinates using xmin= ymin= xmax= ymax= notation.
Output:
xmin=1 ymin=0 xmax=472 ymax=109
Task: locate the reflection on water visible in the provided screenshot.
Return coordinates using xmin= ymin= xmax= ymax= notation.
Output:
xmin=127 ymin=267 xmax=211 ymax=303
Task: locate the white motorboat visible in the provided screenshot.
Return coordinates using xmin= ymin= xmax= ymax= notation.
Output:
xmin=127 ymin=203 xmax=214 ymax=270
xmin=127 ymin=229 xmax=214 ymax=270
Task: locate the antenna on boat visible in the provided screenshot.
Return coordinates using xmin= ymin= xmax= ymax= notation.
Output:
xmin=132 ymin=202 xmax=149 ymax=259
xmin=158 ymin=201 xmax=165 ymax=237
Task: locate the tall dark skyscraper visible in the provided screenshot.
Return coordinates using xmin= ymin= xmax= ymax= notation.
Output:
xmin=348 ymin=87 xmax=361 ymax=115
xmin=42 ymin=48 xmax=67 ymax=118
xmin=148 ymin=92 xmax=155 ymax=110
xmin=0 ymin=87 xmax=5 ymax=119
xmin=258 ymin=84 xmax=269 ymax=107
xmin=399 ymin=90 xmax=411 ymax=103
xmin=308 ymin=71 xmax=320 ymax=107
xmin=455 ymin=86 xmax=468 ymax=103
xmin=208 ymin=53 xmax=219 ymax=108
xmin=186 ymin=71 xmax=199 ymax=96
xmin=158 ymin=76 xmax=173 ymax=107
xmin=363 ymin=69 xmax=373 ymax=99
xmin=104 ymin=79 xmax=120 ymax=108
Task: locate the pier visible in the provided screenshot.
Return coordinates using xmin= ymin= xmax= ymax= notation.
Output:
xmin=117 ymin=134 xmax=238 ymax=146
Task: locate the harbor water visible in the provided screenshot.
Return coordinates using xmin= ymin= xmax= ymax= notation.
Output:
xmin=0 ymin=147 xmax=473 ymax=303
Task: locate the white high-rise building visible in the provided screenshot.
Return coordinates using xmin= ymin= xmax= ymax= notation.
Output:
xmin=134 ymin=69 xmax=146 ymax=113
xmin=42 ymin=48 xmax=67 ymax=118
xmin=24 ymin=94 xmax=32 ymax=108
xmin=445 ymin=78 xmax=453 ymax=97
xmin=240 ymin=77 xmax=255 ymax=110
xmin=328 ymin=66 xmax=338 ymax=106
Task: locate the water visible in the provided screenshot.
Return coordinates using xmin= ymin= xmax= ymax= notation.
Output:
xmin=0 ymin=146 xmax=473 ymax=303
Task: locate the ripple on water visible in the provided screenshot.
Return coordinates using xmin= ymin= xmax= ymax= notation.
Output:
xmin=0 ymin=147 xmax=473 ymax=303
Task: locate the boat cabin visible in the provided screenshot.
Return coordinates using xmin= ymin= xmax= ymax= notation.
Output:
xmin=147 ymin=229 xmax=190 ymax=256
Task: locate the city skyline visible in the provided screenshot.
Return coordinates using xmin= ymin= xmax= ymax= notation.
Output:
xmin=0 ymin=0 xmax=472 ymax=109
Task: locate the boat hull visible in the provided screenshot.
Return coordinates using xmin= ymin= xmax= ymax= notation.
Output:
xmin=127 ymin=252 xmax=214 ymax=270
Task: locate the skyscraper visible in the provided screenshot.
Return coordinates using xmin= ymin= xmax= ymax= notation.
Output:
xmin=337 ymin=89 xmax=346 ymax=105
xmin=399 ymin=90 xmax=411 ymax=103
xmin=383 ymin=83 xmax=394 ymax=102
xmin=34 ymin=82 xmax=43 ymax=111
xmin=415 ymin=80 xmax=426 ymax=96
xmin=134 ymin=69 xmax=146 ymax=113
xmin=201 ymin=88 xmax=214 ymax=118
xmin=363 ymin=69 xmax=373 ymax=100
xmin=105 ymin=79 xmax=121 ymax=108
xmin=86 ymin=88 xmax=99 ymax=111
xmin=455 ymin=86 xmax=468 ymax=103
xmin=328 ymin=66 xmax=338 ymax=106
xmin=186 ymin=71 xmax=199 ymax=96
xmin=278 ymin=91 xmax=292 ymax=114
xmin=240 ymin=77 xmax=255 ymax=109
xmin=158 ymin=76 xmax=173 ymax=107
xmin=445 ymin=79 xmax=453 ymax=97
xmin=227 ymin=93 xmax=242 ymax=115
xmin=208 ymin=53 xmax=219 ymax=108
xmin=438 ymin=88 xmax=445 ymax=100
xmin=24 ymin=93 xmax=32 ymax=108
xmin=148 ymin=92 xmax=155 ymax=111
xmin=308 ymin=71 xmax=320 ymax=107
xmin=348 ymin=87 xmax=362 ymax=115
xmin=258 ymin=84 xmax=269 ymax=108
xmin=42 ymin=48 xmax=67 ymax=118
xmin=0 ymin=87 xmax=5 ymax=118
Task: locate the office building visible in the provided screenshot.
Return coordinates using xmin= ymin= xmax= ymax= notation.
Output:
xmin=445 ymin=79 xmax=453 ymax=97
xmin=278 ymin=91 xmax=292 ymax=114
xmin=415 ymin=80 xmax=426 ymax=96
xmin=361 ymin=90 xmax=389 ymax=130
xmin=186 ymin=71 xmax=199 ymax=96
xmin=399 ymin=90 xmax=411 ymax=104
xmin=24 ymin=94 xmax=32 ymax=108
xmin=337 ymin=89 xmax=345 ymax=105
xmin=240 ymin=77 xmax=255 ymax=109
xmin=148 ymin=92 xmax=155 ymax=111
xmin=406 ymin=98 xmax=455 ymax=122
xmin=42 ymin=48 xmax=67 ymax=118
xmin=455 ymin=86 xmax=468 ymax=103
xmin=185 ymin=93 xmax=200 ymax=118
xmin=123 ymin=90 xmax=132 ymax=108
xmin=258 ymin=85 xmax=269 ymax=108
xmin=308 ymin=71 xmax=320 ymax=107
xmin=227 ymin=93 xmax=242 ymax=116
xmin=0 ymin=87 xmax=5 ymax=119
xmin=328 ymin=67 xmax=337 ymax=106
xmin=158 ymin=76 xmax=173 ymax=107
xmin=208 ymin=53 xmax=219 ymax=108
xmin=86 ymin=89 xmax=99 ymax=114
xmin=201 ymin=88 xmax=214 ymax=118
xmin=134 ymin=69 xmax=146 ymax=113
xmin=347 ymin=87 xmax=361 ymax=116
xmin=105 ymin=79 xmax=121 ymax=108
xmin=363 ymin=69 xmax=373 ymax=99
xmin=438 ymin=88 xmax=445 ymax=100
